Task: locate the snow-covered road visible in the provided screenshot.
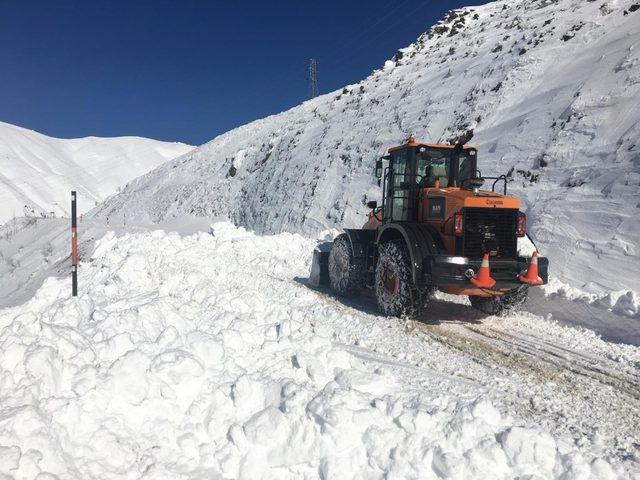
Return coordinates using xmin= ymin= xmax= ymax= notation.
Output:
xmin=306 ymin=287 xmax=640 ymax=464
xmin=0 ymin=223 xmax=637 ymax=479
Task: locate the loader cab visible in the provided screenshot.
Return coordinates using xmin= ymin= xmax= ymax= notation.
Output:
xmin=379 ymin=140 xmax=478 ymax=223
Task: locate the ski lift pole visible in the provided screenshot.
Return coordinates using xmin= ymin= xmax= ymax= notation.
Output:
xmin=71 ymin=191 xmax=78 ymax=297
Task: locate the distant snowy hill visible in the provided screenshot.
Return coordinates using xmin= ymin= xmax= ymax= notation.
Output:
xmin=0 ymin=121 xmax=193 ymax=223
xmin=95 ymin=0 xmax=640 ymax=296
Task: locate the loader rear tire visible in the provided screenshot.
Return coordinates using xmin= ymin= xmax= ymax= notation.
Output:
xmin=375 ymin=239 xmax=424 ymax=317
xmin=469 ymin=286 xmax=529 ymax=316
xmin=328 ymin=234 xmax=364 ymax=296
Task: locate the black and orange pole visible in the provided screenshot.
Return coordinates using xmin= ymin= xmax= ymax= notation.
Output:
xmin=71 ymin=191 xmax=78 ymax=296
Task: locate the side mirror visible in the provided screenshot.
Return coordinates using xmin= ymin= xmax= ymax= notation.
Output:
xmin=375 ymin=159 xmax=383 ymax=179
xmin=366 ymin=200 xmax=377 ymax=210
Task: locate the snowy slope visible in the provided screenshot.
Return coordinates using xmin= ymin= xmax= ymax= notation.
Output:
xmin=95 ymin=0 xmax=640 ymax=299
xmin=0 ymin=121 xmax=192 ymax=223
xmin=0 ymin=223 xmax=637 ymax=478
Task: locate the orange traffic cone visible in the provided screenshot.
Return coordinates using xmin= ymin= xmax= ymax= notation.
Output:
xmin=471 ymin=253 xmax=496 ymax=288
xmin=519 ymin=251 xmax=543 ymax=286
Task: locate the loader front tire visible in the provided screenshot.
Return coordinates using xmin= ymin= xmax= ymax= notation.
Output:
xmin=328 ymin=234 xmax=364 ymax=296
xmin=375 ymin=240 xmax=424 ymax=317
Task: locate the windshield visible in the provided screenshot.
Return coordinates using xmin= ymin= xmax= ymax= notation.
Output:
xmin=417 ymin=148 xmax=476 ymax=187
xmin=417 ymin=149 xmax=449 ymax=186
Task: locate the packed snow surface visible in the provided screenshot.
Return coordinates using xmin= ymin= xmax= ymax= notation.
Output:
xmin=0 ymin=121 xmax=193 ymax=223
xmin=0 ymin=223 xmax=638 ymax=479
xmin=95 ymin=0 xmax=640 ymax=301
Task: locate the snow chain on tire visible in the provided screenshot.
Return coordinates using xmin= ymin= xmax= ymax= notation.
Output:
xmin=375 ymin=239 xmax=427 ymax=317
xmin=328 ymin=234 xmax=365 ymax=296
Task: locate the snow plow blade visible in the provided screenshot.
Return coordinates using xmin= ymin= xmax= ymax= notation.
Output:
xmin=309 ymin=242 xmax=332 ymax=287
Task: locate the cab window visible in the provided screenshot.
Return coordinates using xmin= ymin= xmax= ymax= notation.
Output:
xmin=390 ymin=149 xmax=410 ymax=221
xmin=417 ymin=149 xmax=449 ymax=187
xmin=459 ymin=152 xmax=475 ymax=184
xmin=391 ymin=149 xmax=408 ymax=187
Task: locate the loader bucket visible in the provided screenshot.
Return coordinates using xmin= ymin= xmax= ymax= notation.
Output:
xmin=309 ymin=242 xmax=332 ymax=287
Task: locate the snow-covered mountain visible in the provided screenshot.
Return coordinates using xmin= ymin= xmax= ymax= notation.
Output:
xmin=0 ymin=121 xmax=193 ymax=223
xmin=96 ymin=0 xmax=640 ymax=297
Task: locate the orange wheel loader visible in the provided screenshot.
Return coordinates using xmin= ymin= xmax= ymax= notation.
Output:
xmin=310 ymin=137 xmax=548 ymax=317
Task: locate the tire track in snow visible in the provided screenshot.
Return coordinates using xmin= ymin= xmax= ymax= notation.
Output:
xmin=412 ymin=318 xmax=640 ymax=459
xmin=297 ymin=282 xmax=640 ymax=459
xmin=337 ymin=342 xmax=484 ymax=390
xmin=465 ymin=325 xmax=640 ymax=401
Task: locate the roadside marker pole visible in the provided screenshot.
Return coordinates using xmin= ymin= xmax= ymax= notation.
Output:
xmin=71 ymin=191 xmax=78 ymax=297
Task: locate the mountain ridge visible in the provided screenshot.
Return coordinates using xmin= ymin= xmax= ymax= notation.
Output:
xmin=0 ymin=120 xmax=193 ymax=223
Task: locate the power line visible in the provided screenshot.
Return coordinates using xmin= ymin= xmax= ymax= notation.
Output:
xmin=252 ymin=0 xmax=424 ymax=100
xmin=325 ymin=0 xmax=430 ymax=79
xmin=231 ymin=0 xmax=434 ymax=108
xmin=322 ymin=0 xmax=416 ymax=68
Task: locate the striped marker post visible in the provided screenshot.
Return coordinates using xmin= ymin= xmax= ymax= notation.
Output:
xmin=71 ymin=191 xmax=78 ymax=296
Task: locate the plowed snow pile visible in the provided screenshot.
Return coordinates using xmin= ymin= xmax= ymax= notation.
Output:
xmin=0 ymin=223 xmax=636 ymax=479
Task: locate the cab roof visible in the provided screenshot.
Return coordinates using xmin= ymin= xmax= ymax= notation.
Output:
xmin=388 ymin=138 xmax=477 ymax=153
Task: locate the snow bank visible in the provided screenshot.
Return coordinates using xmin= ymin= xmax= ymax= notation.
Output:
xmin=0 ymin=223 xmax=632 ymax=479
xmin=544 ymin=277 xmax=640 ymax=320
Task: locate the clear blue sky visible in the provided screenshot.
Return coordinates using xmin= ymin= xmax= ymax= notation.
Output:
xmin=0 ymin=0 xmax=483 ymax=145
